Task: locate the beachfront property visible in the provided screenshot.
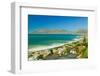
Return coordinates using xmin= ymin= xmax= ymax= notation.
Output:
xmin=28 ymin=15 xmax=88 ymax=61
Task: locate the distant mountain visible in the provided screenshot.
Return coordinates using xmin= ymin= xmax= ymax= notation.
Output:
xmin=74 ymin=29 xmax=88 ymax=35
xmin=29 ymin=28 xmax=87 ymax=35
xmin=31 ymin=29 xmax=71 ymax=34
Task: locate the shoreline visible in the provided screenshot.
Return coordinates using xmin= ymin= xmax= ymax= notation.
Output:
xmin=28 ymin=36 xmax=88 ymax=60
xmin=28 ymin=36 xmax=84 ymax=52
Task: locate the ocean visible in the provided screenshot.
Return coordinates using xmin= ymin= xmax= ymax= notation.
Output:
xmin=28 ymin=34 xmax=79 ymax=49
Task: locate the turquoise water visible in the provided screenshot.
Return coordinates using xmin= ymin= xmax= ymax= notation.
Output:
xmin=28 ymin=34 xmax=79 ymax=49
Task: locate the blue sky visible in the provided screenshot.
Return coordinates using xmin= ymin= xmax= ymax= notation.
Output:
xmin=28 ymin=15 xmax=88 ymax=33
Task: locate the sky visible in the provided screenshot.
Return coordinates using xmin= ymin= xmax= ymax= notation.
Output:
xmin=28 ymin=15 xmax=88 ymax=33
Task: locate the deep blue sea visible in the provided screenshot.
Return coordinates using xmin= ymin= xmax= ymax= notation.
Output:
xmin=28 ymin=34 xmax=79 ymax=49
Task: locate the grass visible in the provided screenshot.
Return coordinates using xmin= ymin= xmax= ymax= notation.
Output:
xmin=82 ymin=48 xmax=88 ymax=58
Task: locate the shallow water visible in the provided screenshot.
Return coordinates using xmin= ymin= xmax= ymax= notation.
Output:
xmin=28 ymin=34 xmax=80 ymax=49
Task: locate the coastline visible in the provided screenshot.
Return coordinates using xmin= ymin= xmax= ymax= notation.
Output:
xmin=28 ymin=35 xmax=88 ymax=60
xmin=28 ymin=36 xmax=83 ymax=52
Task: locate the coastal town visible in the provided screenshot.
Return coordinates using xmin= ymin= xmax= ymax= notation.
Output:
xmin=28 ymin=36 xmax=88 ymax=60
